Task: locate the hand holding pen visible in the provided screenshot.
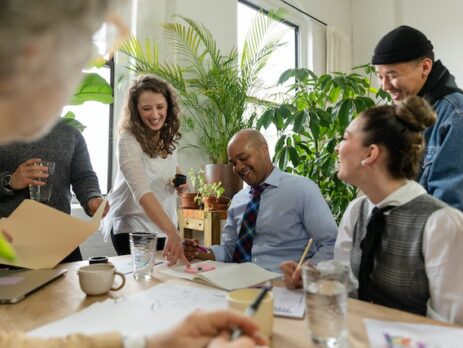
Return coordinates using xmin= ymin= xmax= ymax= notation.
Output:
xmin=230 ymin=281 xmax=273 ymax=341
xmin=183 ymin=238 xmax=215 ymax=261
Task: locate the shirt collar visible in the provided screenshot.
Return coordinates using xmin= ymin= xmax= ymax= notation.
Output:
xmin=246 ymin=166 xmax=281 ymax=193
xmin=374 ymin=180 xmax=427 ymax=209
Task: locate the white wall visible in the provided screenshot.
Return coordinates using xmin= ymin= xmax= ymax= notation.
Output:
xmin=353 ymin=0 xmax=463 ymax=86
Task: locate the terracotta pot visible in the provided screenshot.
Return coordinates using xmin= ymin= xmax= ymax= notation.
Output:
xmin=202 ymin=196 xmax=219 ymax=211
xmin=204 ymin=164 xmax=242 ymax=199
xmin=181 ymin=192 xmax=199 ymax=209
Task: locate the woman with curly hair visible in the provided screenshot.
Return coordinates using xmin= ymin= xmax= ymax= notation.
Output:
xmin=103 ymin=75 xmax=189 ymax=265
xmin=281 ymin=96 xmax=463 ymax=324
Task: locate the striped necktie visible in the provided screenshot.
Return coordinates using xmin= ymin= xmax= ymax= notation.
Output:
xmin=232 ymin=184 xmax=267 ymax=263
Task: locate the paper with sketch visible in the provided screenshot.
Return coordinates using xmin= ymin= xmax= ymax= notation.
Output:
xmin=157 ymin=260 xmax=280 ymax=291
xmin=0 ymin=199 xmax=107 ymax=269
xmin=29 ymin=283 xmax=228 ymax=338
xmin=364 ymin=319 xmax=463 ymax=348
xmin=273 ymin=287 xmax=305 ymax=319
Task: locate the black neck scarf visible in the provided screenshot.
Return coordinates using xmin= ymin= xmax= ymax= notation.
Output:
xmin=418 ymin=60 xmax=463 ymax=104
xmin=358 ymin=206 xmax=394 ymax=302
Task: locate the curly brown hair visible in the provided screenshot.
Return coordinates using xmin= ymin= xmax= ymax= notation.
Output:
xmin=360 ymin=96 xmax=436 ymax=179
xmin=119 ymin=75 xmax=181 ymax=158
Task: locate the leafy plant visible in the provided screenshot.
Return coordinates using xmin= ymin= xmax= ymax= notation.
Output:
xmin=257 ymin=65 xmax=390 ymax=222
xmin=62 ymin=70 xmax=113 ymax=132
xmin=188 ymin=168 xmax=225 ymax=204
xmin=119 ymin=12 xmax=286 ymax=163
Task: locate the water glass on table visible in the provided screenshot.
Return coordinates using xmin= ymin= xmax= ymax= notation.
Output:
xmin=302 ymin=260 xmax=349 ymax=348
xmin=129 ymin=232 xmax=157 ymax=280
xmin=29 ymin=161 xmax=55 ymax=202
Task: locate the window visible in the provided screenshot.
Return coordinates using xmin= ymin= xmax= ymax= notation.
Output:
xmin=63 ymin=25 xmax=114 ymax=195
xmin=237 ymin=0 xmax=299 ymax=157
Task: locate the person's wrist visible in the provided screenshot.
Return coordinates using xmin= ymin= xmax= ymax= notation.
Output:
xmin=2 ymin=173 xmax=14 ymax=191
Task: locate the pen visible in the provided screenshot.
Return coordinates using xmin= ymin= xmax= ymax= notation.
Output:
xmin=297 ymin=238 xmax=313 ymax=269
xmin=196 ymin=244 xmax=210 ymax=253
xmin=230 ymin=281 xmax=273 ymax=340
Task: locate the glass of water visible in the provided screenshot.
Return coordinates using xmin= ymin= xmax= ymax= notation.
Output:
xmin=302 ymin=260 xmax=349 ymax=348
xmin=29 ymin=161 xmax=55 ymax=202
xmin=129 ymin=232 xmax=157 ymax=280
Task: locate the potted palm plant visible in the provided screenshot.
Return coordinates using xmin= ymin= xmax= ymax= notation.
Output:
xmin=119 ymin=11 xmax=286 ymax=197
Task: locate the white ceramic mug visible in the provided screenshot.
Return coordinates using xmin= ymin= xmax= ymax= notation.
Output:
xmin=77 ymin=263 xmax=125 ymax=296
xmin=227 ymin=288 xmax=274 ymax=339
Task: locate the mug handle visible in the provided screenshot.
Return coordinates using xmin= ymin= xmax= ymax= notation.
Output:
xmin=111 ymin=271 xmax=126 ymax=291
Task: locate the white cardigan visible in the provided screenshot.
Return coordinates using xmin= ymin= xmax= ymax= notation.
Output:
xmin=102 ymin=131 xmax=177 ymax=240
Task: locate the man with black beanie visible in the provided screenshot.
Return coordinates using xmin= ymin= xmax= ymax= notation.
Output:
xmin=373 ymin=25 xmax=463 ymax=211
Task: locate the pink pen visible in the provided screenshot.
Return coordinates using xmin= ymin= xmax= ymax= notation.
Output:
xmin=196 ymin=245 xmax=209 ymax=253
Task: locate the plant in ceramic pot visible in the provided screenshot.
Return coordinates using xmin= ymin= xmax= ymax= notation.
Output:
xmin=188 ymin=169 xmax=225 ymax=211
xmin=119 ymin=11 xmax=286 ymax=198
xmin=179 ymin=168 xmax=201 ymax=209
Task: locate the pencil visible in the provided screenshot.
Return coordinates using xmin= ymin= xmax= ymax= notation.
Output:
xmin=297 ymin=238 xmax=313 ymax=268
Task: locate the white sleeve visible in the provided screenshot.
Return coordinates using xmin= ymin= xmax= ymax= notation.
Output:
xmin=334 ymin=197 xmax=363 ymax=263
xmin=423 ymin=206 xmax=463 ymax=324
xmin=118 ymin=132 xmax=152 ymax=203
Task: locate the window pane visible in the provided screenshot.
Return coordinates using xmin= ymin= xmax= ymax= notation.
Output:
xmin=237 ymin=2 xmax=298 ymax=157
xmin=62 ymin=66 xmax=110 ymax=194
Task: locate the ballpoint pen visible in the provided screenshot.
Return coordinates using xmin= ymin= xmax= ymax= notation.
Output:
xmin=230 ymin=281 xmax=273 ymax=340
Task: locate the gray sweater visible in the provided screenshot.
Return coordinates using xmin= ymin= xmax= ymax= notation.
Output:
xmin=0 ymin=121 xmax=101 ymax=218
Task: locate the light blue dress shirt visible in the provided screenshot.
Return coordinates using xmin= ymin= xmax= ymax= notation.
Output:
xmin=211 ymin=167 xmax=338 ymax=273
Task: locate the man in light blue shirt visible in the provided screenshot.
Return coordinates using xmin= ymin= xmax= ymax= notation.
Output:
xmin=184 ymin=129 xmax=337 ymax=272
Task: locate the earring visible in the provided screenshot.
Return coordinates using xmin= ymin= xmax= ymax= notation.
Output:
xmin=360 ymin=159 xmax=366 ymax=166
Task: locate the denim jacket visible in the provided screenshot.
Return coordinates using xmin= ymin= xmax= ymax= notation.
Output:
xmin=419 ymin=92 xmax=463 ymax=211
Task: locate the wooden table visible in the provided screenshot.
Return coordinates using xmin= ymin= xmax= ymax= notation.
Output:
xmin=0 ymin=256 xmax=455 ymax=347
xmin=178 ymin=208 xmax=227 ymax=246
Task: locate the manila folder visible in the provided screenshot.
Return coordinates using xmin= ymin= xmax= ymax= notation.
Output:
xmin=0 ymin=199 xmax=107 ymax=269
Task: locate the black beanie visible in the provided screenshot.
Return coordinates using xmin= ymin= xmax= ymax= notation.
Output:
xmin=371 ymin=25 xmax=433 ymax=64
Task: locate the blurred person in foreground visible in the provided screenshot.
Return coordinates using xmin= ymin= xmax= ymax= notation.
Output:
xmin=0 ymin=1 xmax=266 ymax=347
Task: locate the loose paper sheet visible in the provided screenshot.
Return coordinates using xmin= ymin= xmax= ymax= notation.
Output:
xmin=0 ymin=199 xmax=107 ymax=269
xmin=273 ymin=287 xmax=305 ymax=319
xmin=364 ymin=319 xmax=463 ymax=348
xmin=28 ymin=283 xmax=228 ymax=338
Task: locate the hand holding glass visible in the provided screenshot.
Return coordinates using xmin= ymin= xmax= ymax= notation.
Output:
xmin=29 ymin=161 xmax=55 ymax=202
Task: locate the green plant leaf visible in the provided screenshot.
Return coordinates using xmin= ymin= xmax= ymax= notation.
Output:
xmin=62 ymin=112 xmax=86 ymax=132
xmin=70 ymin=73 xmax=113 ymax=105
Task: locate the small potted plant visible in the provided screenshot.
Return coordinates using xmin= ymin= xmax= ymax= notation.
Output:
xmin=180 ymin=169 xmax=201 ymax=209
xmin=188 ymin=169 xmax=225 ymax=211
xmin=197 ymin=181 xmax=225 ymax=212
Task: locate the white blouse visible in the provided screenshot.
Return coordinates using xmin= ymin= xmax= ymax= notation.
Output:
xmin=335 ymin=180 xmax=463 ymax=324
xmin=102 ymin=131 xmax=177 ymax=240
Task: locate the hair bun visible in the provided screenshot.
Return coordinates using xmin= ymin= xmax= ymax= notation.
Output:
xmin=395 ymin=96 xmax=436 ymax=131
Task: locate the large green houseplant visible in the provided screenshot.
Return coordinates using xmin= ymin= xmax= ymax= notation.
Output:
xmin=257 ymin=65 xmax=390 ymax=222
xmin=118 ymin=12 xmax=285 ymax=164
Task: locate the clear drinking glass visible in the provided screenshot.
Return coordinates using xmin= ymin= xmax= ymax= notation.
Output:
xmin=129 ymin=232 xmax=157 ymax=280
xmin=29 ymin=161 xmax=56 ymax=202
xmin=302 ymin=260 xmax=349 ymax=348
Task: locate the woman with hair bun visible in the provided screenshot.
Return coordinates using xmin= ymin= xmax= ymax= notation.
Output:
xmin=281 ymin=96 xmax=463 ymax=324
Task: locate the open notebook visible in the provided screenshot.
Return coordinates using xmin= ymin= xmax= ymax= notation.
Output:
xmin=0 ymin=199 xmax=107 ymax=269
xmin=157 ymin=261 xmax=280 ymax=291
